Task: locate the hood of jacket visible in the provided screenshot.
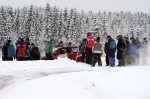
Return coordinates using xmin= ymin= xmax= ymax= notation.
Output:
xmin=10 ymin=42 xmax=14 ymax=46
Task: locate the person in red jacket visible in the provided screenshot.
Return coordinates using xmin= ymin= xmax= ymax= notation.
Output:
xmin=86 ymin=32 xmax=94 ymax=65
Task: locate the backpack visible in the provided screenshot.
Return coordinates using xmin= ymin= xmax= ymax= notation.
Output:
xmin=17 ymin=43 xmax=26 ymax=57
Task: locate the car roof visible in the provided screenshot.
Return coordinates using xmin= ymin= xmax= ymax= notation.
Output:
xmin=57 ymin=46 xmax=78 ymax=49
xmin=53 ymin=46 xmax=78 ymax=51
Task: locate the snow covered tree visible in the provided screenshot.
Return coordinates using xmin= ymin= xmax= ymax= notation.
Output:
xmin=57 ymin=10 xmax=64 ymax=41
xmin=51 ymin=6 xmax=59 ymax=40
xmin=13 ymin=8 xmax=20 ymax=36
xmin=19 ymin=6 xmax=28 ymax=38
xmin=25 ymin=5 xmax=34 ymax=38
xmin=43 ymin=3 xmax=52 ymax=42
xmin=0 ymin=12 xmax=6 ymax=45
xmin=5 ymin=8 xmax=12 ymax=40
xmin=101 ymin=12 xmax=107 ymax=40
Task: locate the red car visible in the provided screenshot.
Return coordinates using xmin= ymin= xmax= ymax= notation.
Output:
xmin=41 ymin=46 xmax=82 ymax=62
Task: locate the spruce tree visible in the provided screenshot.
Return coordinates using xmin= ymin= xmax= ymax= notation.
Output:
xmin=5 ymin=8 xmax=12 ymax=40
xmin=0 ymin=12 xmax=6 ymax=44
xmin=44 ymin=3 xmax=52 ymax=42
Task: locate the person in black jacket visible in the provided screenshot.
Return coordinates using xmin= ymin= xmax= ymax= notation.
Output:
xmin=116 ymin=35 xmax=126 ymax=66
xmin=79 ymin=38 xmax=87 ymax=62
xmin=66 ymin=42 xmax=72 ymax=53
xmin=30 ymin=43 xmax=41 ymax=60
xmin=2 ymin=40 xmax=11 ymax=61
xmin=104 ymin=39 xmax=109 ymax=66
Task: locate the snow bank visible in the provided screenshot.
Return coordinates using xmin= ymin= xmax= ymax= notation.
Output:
xmin=0 ymin=66 xmax=150 ymax=99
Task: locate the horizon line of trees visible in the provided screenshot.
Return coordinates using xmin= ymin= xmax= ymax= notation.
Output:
xmin=0 ymin=3 xmax=150 ymax=49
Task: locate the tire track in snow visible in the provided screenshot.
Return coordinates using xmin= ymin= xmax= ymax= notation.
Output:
xmin=0 ymin=66 xmax=111 ymax=91
xmin=0 ymin=75 xmax=14 ymax=90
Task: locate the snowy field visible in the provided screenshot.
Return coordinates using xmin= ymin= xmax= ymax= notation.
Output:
xmin=0 ymin=57 xmax=150 ymax=99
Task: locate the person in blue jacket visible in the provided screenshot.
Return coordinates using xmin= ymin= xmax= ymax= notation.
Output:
xmin=7 ymin=41 xmax=15 ymax=61
xmin=128 ymin=37 xmax=138 ymax=65
xmin=106 ymin=35 xmax=117 ymax=67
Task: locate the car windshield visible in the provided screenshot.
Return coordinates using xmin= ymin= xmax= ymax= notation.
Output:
xmin=57 ymin=47 xmax=78 ymax=54
xmin=71 ymin=47 xmax=78 ymax=52
xmin=53 ymin=48 xmax=58 ymax=52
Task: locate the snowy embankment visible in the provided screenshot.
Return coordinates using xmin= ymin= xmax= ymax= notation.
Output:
xmin=0 ymin=57 xmax=150 ymax=99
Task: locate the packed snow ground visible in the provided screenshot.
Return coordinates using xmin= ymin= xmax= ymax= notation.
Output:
xmin=0 ymin=57 xmax=150 ymax=99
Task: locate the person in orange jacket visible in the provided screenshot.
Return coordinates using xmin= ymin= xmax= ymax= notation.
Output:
xmin=85 ymin=32 xmax=94 ymax=65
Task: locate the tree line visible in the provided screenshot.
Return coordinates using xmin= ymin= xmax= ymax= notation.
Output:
xmin=0 ymin=3 xmax=150 ymax=49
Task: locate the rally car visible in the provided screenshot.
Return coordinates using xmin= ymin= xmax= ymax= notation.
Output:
xmin=41 ymin=46 xmax=82 ymax=62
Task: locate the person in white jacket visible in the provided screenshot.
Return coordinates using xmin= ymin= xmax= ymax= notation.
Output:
xmin=92 ymin=37 xmax=103 ymax=66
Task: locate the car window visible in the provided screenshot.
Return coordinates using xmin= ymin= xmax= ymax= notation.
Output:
xmin=72 ymin=47 xmax=78 ymax=52
xmin=59 ymin=48 xmax=67 ymax=54
xmin=53 ymin=48 xmax=58 ymax=53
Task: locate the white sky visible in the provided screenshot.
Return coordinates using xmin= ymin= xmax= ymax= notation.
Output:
xmin=1 ymin=0 xmax=150 ymax=13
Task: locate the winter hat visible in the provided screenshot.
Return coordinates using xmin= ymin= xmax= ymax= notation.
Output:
xmin=7 ymin=40 xmax=11 ymax=44
xmin=50 ymin=38 xmax=54 ymax=42
xmin=130 ymin=37 xmax=134 ymax=40
xmin=10 ymin=42 xmax=14 ymax=45
xmin=87 ymin=32 xmax=91 ymax=37
xmin=106 ymin=35 xmax=111 ymax=39
xmin=68 ymin=42 xmax=71 ymax=45
xmin=96 ymin=37 xmax=100 ymax=40
xmin=31 ymin=43 xmax=35 ymax=46
xmin=21 ymin=38 xmax=24 ymax=42
xmin=59 ymin=41 xmax=63 ymax=44
xmin=143 ymin=37 xmax=146 ymax=41
xmin=18 ymin=37 xmax=21 ymax=40
xmin=82 ymin=38 xmax=87 ymax=41
xmin=126 ymin=37 xmax=129 ymax=39
xmin=26 ymin=38 xmax=29 ymax=42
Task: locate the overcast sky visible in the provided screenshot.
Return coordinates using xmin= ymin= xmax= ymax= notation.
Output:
xmin=1 ymin=0 xmax=150 ymax=13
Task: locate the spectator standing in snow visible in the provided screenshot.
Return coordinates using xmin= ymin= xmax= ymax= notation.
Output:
xmin=92 ymin=37 xmax=103 ymax=67
xmin=56 ymin=41 xmax=63 ymax=47
xmin=121 ymin=36 xmax=127 ymax=66
xmin=141 ymin=37 xmax=148 ymax=65
xmin=104 ymin=39 xmax=109 ymax=66
xmin=106 ymin=35 xmax=117 ymax=67
xmin=16 ymin=38 xmax=26 ymax=61
xmin=16 ymin=37 xmax=22 ymax=45
xmin=30 ymin=43 xmax=41 ymax=60
xmin=135 ymin=37 xmax=141 ymax=65
xmin=24 ymin=42 xmax=31 ymax=60
xmin=124 ymin=37 xmax=130 ymax=65
xmin=116 ymin=35 xmax=125 ymax=66
xmin=85 ymin=32 xmax=94 ymax=65
xmin=66 ymin=42 xmax=73 ymax=53
xmin=127 ymin=37 xmax=138 ymax=65
xmin=2 ymin=40 xmax=11 ymax=61
xmin=79 ymin=38 xmax=87 ymax=62
xmin=7 ymin=41 xmax=15 ymax=61
xmin=45 ymin=39 xmax=54 ymax=60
